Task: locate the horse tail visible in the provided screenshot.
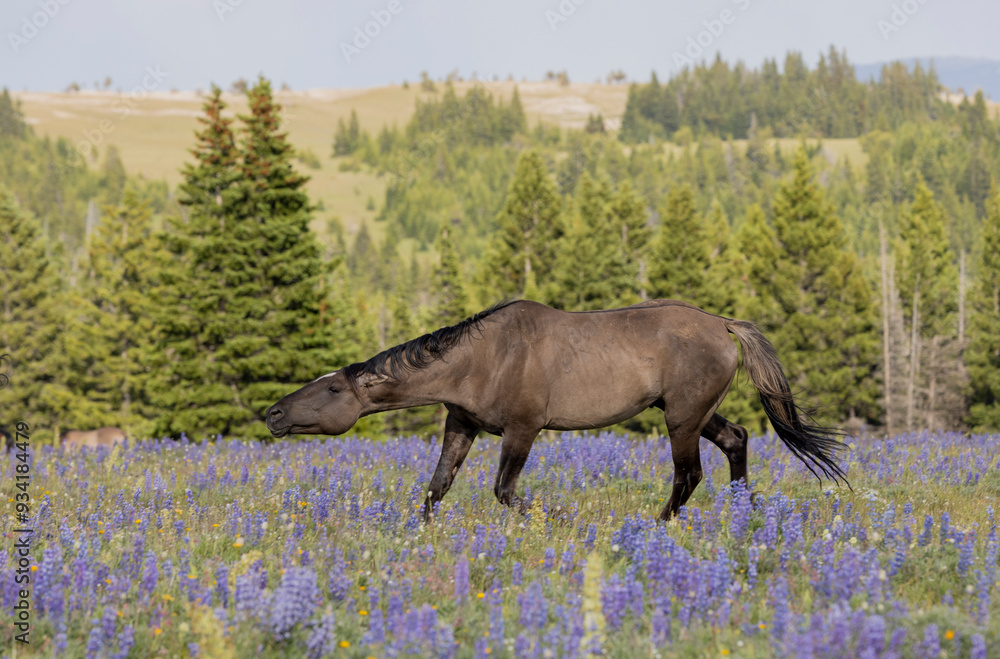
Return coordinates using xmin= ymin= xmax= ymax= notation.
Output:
xmin=725 ymin=319 xmax=850 ymax=486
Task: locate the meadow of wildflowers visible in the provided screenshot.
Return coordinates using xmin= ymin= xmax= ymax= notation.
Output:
xmin=2 ymin=429 xmax=999 ymax=658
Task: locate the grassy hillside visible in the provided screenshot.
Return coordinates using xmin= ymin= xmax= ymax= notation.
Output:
xmin=16 ymin=82 xmax=627 ymax=235
xmin=15 ymin=82 xmax=994 ymax=242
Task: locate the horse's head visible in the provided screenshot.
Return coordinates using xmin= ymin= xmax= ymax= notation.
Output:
xmin=265 ymin=370 xmax=363 ymax=438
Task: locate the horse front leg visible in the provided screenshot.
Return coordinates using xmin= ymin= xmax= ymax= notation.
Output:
xmin=423 ymin=411 xmax=479 ymax=522
xmin=493 ymin=426 xmax=539 ymax=512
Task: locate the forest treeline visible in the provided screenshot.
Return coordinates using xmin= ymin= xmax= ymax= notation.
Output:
xmin=2 ymin=49 xmax=1000 ymax=442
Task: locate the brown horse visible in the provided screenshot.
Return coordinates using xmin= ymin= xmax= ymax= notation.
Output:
xmin=61 ymin=426 xmax=127 ymax=449
xmin=266 ymin=300 xmax=847 ymax=520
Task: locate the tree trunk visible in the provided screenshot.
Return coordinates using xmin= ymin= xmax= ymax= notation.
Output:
xmin=906 ymin=276 xmax=920 ymax=433
xmin=958 ymin=251 xmax=966 ymax=343
xmin=879 ymin=220 xmax=893 ymax=434
xmin=926 ymin=335 xmax=937 ymax=430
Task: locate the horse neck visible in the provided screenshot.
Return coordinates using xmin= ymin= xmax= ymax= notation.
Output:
xmin=361 ymin=349 xmax=470 ymax=414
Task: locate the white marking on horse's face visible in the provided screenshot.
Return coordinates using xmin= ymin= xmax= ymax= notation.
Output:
xmin=311 ymin=370 xmax=339 ymax=383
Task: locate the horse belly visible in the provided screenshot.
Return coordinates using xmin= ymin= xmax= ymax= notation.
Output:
xmin=541 ymin=366 xmax=659 ymax=431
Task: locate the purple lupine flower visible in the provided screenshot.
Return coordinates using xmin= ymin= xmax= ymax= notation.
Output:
xmin=651 ymin=605 xmax=670 ymax=645
xmin=512 ymin=561 xmax=523 ymax=586
xmin=363 ymin=609 xmax=386 ymax=645
xmin=101 ymin=607 xmax=118 ymax=646
xmin=455 ymin=555 xmax=470 ymax=602
xmin=769 ymin=577 xmax=792 ymax=642
xmin=471 ymin=524 xmax=487 ymax=557
xmin=542 ymin=547 xmax=556 ymax=572
xmin=858 ymin=615 xmax=885 ymax=657
xmin=55 ymin=619 xmax=68 ymax=655
xmin=271 ymin=567 xmax=321 ymax=640
xmin=958 ymin=532 xmax=976 ymax=576
xmin=917 ymin=515 xmax=933 ymax=546
xmin=514 ymin=634 xmax=533 ymax=659
xmin=85 ymin=619 xmax=103 ymax=659
xmin=215 ymin=564 xmax=229 ymax=608
xmin=602 ymin=574 xmax=628 ymax=630
xmin=939 ymin=512 xmax=951 ymax=542
xmin=518 ymin=581 xmax=548 ymax=630
xmin=559 ymin=544 xmax=575 ymax=575
xmin=488 ymin=580 xmax=504 ymax=645
xmin=487 ymin=526 xmax=507 ymax=561
xmin=474 ymin=637 xmax=490 ymax=658
xmin=887 ymin=627 xmax=907 ymax=656
xmin=976 ymin=569 xmax=992 ymax=624
xmin=188 ymin=642 xmax=200 ymax=658
xmin=762 ymin=503 xmax=779 ymax=548
xmin=729 ymin=480 xmax=753 ymax=540
xmin=584 ymin=523 xmax=597 ymax=552
xmin=113 ymin=625 xmax=134 ymax=659
xmin=971 ymin=634 xmax=987 ymax=659
xmin=919 ymin=624 xmax=940 ymax=659
xmin=748 ymin=542 xmax=760 ymax=590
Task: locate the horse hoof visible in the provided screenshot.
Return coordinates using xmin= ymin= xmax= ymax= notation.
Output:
xmin=750 ymin=492 xmax=763 ymax=508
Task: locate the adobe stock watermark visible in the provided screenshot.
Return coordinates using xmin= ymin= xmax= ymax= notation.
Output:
xmin=7 ymin=0 xmax=72 ymax=54
xmin=876 ymin=0 xmax=930 ymax=41
xmin=213 ymin=0 xmax=246 ymax=22
xmin=62 ymin=66 xmax=168 ymax=170
xmin=545 ymin=0 xmax=590 ymax=32
xmin=340 ymin=0 xmax=407 ymax=64
xmin=671 ymin=0 xmax=755 ymax=72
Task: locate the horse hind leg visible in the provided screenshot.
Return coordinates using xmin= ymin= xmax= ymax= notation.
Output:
xmin=702 ymin=412 xmax=749 ymax=487
xmin=659 ymin=404 xmax=719 ymax=520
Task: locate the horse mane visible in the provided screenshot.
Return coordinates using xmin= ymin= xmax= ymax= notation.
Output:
xmin=343 ymin=300 xmax=517 ymax=391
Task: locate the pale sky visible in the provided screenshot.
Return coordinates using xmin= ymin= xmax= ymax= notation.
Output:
xmin=1 ymin=0 xmax=997 ymax=92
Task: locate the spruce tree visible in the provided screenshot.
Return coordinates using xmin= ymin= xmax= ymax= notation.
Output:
xmin=148 ymin=85 xmax=243 ymax=436
xmin=549 ymin=173 xmax=631 ymax=310
xmin=646 ymin=184 xmax=711 ymax=304
xmin=70 ymin=190 xmax=160 ymax=434
xmin=478 ymin=150 xmax=563 ymax=300
xmin=0 ymin=188 xmax=74 ymax=440
xmin=718 ymin=205 xmax=782 ymax=433
xmin=608 ymin=180 xmax=649 ymax=301
xmin=152 ymin=78 xmax=334 ymax=438
xmin=966 ymin=185 xmax=1000 ymax=431
xmin=755 ymin=149 xmax=878 ymax=426
xmin=431 ymin=225 xmax=469 ymax=325
xmin=228 ymin=75 xmax=333 ymax=437
xmin=895 ymin=180 xmax=959 ymax=430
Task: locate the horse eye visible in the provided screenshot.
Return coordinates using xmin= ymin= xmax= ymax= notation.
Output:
xmin=328 ymin=386 xmax=339 ymax=395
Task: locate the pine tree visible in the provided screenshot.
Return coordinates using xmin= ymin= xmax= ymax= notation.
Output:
xmin=966 ymin=185 xmax=1000 ymax=431
xmin=333 ymin=109 xmax=363 ymax=156
xmin=151 ymin=78 xmax=334 ymax=439
xmin=0 ymin=88 xmax=26 ymax=139
xmin=895 ymin=180 xmax=960 ymax=430
xmin=431 ymin=225 xmax=469 ymax=325
xmin=0 ymin=188 xmax=75 ymax=440
xmin=608 ymin=180 xmax=649 ymax=301
xmin=70 ymin=190 xmax=160 ymax=434
xmin=147 ymin=85 xmax=241 ymax=436
xmin=549 ymin=173 xmax=631 ymax=310
xmin=646 ymin=184 xmax=711 ymax=304
xmin=478 ymin=150 xmax=563 ymax=300
xmin=753 ymin=149 xmax=879 ymax=426
xmin=717 ymin=205 xmax=781 ymax=433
